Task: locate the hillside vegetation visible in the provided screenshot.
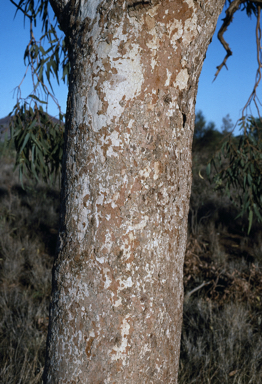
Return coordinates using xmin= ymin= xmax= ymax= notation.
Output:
xmin=0 ymin=115 xmax=262 ymax=383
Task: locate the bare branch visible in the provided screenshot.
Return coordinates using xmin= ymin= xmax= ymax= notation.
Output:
xmin=214 ymin=0 xmax=262 ymax=82
xmin=213 ymin=0 xmax=247 ymax=81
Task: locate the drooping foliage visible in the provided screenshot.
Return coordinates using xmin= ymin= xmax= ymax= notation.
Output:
xmin=9 ymin=103 xmax=64 ymax=186
xmin=7 ymin=0 xmax=68 ymax=183
xmin=207 ymin=116 xmax=262 ymax=233
xmin=11 ymin=0 xmax=70 ymax=99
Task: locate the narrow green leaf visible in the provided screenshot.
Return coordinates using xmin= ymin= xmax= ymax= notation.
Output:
xmin=28 ymin=94 xmax=48 ymax=105
xmin=248 ymin=209 xmax=253 ymax=234
xmin=20 ymin=132 xmax=31 ymax=154
xmin=253 ymin=203 xmax=262 ymax=221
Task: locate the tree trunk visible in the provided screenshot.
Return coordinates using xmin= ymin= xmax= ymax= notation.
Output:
xmin=44 ymin=1 xmax=225 ymax=382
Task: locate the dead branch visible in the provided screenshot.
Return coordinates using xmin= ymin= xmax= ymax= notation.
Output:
xmin=184 ymin=281 xmax=211 ymax=302
xmin=213 ymin=0 xmax=247 ymax=82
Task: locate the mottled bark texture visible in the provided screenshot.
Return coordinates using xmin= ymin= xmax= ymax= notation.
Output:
xmin=44 ymin=0 xmax=225 ymax=382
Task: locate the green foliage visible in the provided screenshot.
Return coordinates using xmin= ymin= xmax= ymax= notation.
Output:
xmin=221 ymin=113 xmax=233 ymax=134
xmin=9 ymin=1 xmax=68 ymax=187
xmin=194 ymin=110 xmax=207 ymax=139
xmin=9 ymin=103 xmax=64 ymax=186
xmin=194 ymin=110 xmax=217 ymax=140
xmin=193 ymin=111 xmax=223 ymax=153
xmin=23 ymin=22 xmax=70 ymax=91
xmin=12 ymin=0 xmax=70 ymax=107
xmin=207 ymin=116 xmax=262 ymax=233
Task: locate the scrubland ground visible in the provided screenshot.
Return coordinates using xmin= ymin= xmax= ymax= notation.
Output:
xmin=0 ymin=142 xmax=261 ymax=383
xmin=0 ymin=144 xmax=59 ymax=383
xmin=179 ymin=149 xmax=262 ymax=383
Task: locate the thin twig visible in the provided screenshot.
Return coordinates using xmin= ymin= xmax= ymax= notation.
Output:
xmin=9 ymin=0 xmax=32 ymax=19
xmin=213 ymin=0 xmax=246 ymax=82
xmin=185 ymin=281 xmax=211 ymax=301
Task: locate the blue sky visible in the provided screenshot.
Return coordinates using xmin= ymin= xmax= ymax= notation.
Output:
xmin=0 ymin=2 xmax=261 ymax=133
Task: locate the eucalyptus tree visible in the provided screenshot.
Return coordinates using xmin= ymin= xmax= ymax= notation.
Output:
xmin=44 ymin=1 xmax=224 ymax=382
xmin=9 ymin=0 xmax=262 ymax=382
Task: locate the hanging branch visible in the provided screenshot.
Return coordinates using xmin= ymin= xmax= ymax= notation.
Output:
xmin=10 ymin=0 xmax=69 ymax=117
xmin=241 ymin=4 xmax=262 ymax=133
xmin=214 ymin=0 xmax=262 ymax=82
xmin=213 ymin=0 xmax=247 ymax=81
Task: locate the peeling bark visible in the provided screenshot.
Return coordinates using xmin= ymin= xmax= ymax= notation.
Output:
xmin=44 ymin=1 xmax=226 ymax=382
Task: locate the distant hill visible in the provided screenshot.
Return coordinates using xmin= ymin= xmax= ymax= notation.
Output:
xmin=0 ymin=114 xmax=63 ymax=141
xmin=0 ymin=116 xmax=13 ymax=126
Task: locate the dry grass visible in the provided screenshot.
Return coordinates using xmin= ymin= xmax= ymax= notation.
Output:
xmin=179 ymin=152 xmax=262 ymax=383
xmin=179 ymin=300 xmax=262 ymax=383
xmin=180 ymin=232 xmax=262 ymax=383
xmin=0 ymin=146 xmax=58 ymax=383
xmin=0 ymin=143 xmax=262 ymax=383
